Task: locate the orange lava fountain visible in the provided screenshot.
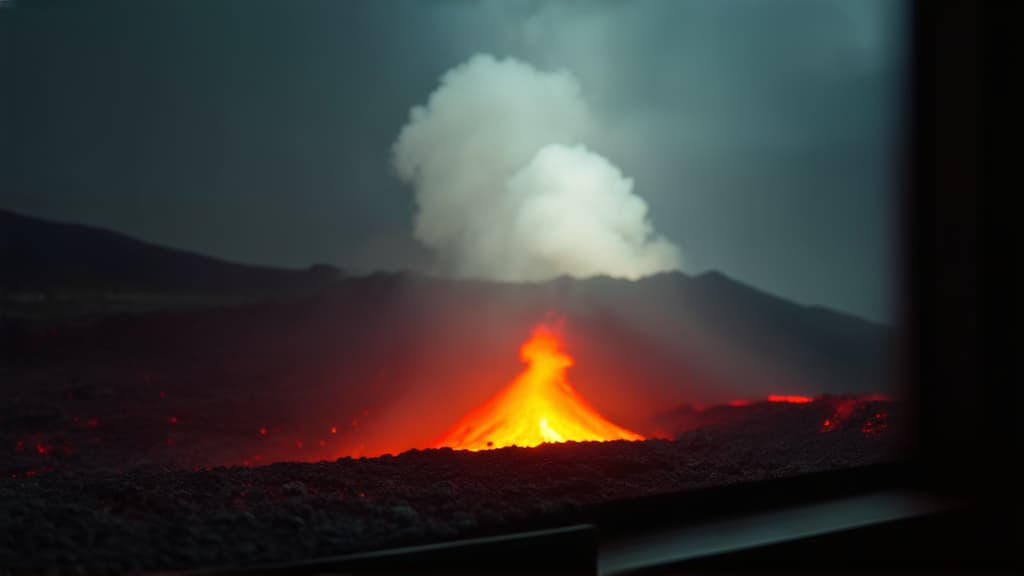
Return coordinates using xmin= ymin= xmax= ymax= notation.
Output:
xmin=435 ymin=324 xmax=644 ymax=451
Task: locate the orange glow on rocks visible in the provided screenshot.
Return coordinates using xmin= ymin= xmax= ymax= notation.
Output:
xmin=435 ymin=324 xmax=643 ymax=451
xmin=820 ymin=394 xmax=893 ymax=433
xmin=862 ymin=411 xmax=889 ymax=436
xmin=767 ymin=394 xmax=813 ymax=404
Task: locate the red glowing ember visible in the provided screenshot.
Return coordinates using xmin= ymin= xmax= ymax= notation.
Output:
xmin=820 ymin=394 xmax=893 ymax=433
xmin=862 ymin=411 xmax=889 ymax=436
xmin=767 ymin=394 xmax=813 ymax=404
xmin=435 ymin=324 xmax=643 ymax=451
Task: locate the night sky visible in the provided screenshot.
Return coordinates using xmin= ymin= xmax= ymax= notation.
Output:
xmin=0 ymin=0 xmax=908 ymax=322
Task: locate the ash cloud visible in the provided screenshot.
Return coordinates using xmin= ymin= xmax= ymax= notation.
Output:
xmin=392 ymin=54 xmax=680 ymax=281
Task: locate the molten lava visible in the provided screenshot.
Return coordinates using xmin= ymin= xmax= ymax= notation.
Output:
xmin=767 ymin=394 xmax=814 ymax=404
xmin=436 ymin=325 xmax=643 ymax=451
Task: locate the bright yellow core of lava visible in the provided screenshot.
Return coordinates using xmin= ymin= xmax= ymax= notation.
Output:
xmin=436 ymin=325 xmax=644 ymax=451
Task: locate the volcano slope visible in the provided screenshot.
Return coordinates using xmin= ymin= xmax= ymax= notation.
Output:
xmin=1 ymin=268 xmax=894 ymax=469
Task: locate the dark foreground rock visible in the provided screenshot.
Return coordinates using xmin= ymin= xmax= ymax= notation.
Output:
xmin=0 ymin=399 xmax=902 ymax=573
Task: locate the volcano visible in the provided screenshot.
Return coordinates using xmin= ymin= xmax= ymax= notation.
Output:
xmin=0 ymin=211 xmax=904 ymax=571
xmin=435 ymin=324 xmax=643 ymax=451
xmin=1 ymin=209 xmax=894 ymax=464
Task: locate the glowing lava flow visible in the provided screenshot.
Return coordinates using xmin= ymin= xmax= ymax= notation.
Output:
xmin=435 ymin=325 xmax=643 ymax=451
xmin=767 ymin=394 xmax=814 ymax=404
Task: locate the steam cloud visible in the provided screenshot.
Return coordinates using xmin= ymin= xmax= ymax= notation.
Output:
xmin=393 ymin=54 xmax=681 ymax=281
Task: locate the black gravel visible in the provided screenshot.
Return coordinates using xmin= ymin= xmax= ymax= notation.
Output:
xmin=0 ymin=399 xmax=902 ymax=573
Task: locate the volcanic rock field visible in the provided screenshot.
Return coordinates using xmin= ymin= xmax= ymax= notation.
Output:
xmin=1 ymin=396 xmax=901 ymax=572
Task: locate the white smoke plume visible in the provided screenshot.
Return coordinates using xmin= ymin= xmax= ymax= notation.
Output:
xmin=392 ymin=53 xmax=680 ymax=281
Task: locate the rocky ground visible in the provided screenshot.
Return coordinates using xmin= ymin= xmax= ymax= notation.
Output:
xmin=0 ymin=398 xmax=902 ymax=573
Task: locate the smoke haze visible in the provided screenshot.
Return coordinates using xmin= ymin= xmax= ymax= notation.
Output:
xmin=392 ymin=54 xmax=681 ymax=281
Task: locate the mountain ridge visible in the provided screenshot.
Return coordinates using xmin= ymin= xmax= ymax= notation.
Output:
xmin=1 ymin=208 xmax=886 ymax=328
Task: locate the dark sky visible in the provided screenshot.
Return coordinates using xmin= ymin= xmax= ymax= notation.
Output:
xmin=0 ymin=0 xmax=908 ymax=322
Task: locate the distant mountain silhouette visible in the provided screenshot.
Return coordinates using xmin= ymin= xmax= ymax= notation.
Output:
xmin=0 ymin=209 xmax=339 ymax=292
xmin=1 ymin=209 xmax=893 ymax=456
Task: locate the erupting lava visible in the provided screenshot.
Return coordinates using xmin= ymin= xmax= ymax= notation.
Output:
xmin=767 ymin=394 xmax=814 ymax=404
xmin=436 ymin=324 xmax=643 ymax=451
